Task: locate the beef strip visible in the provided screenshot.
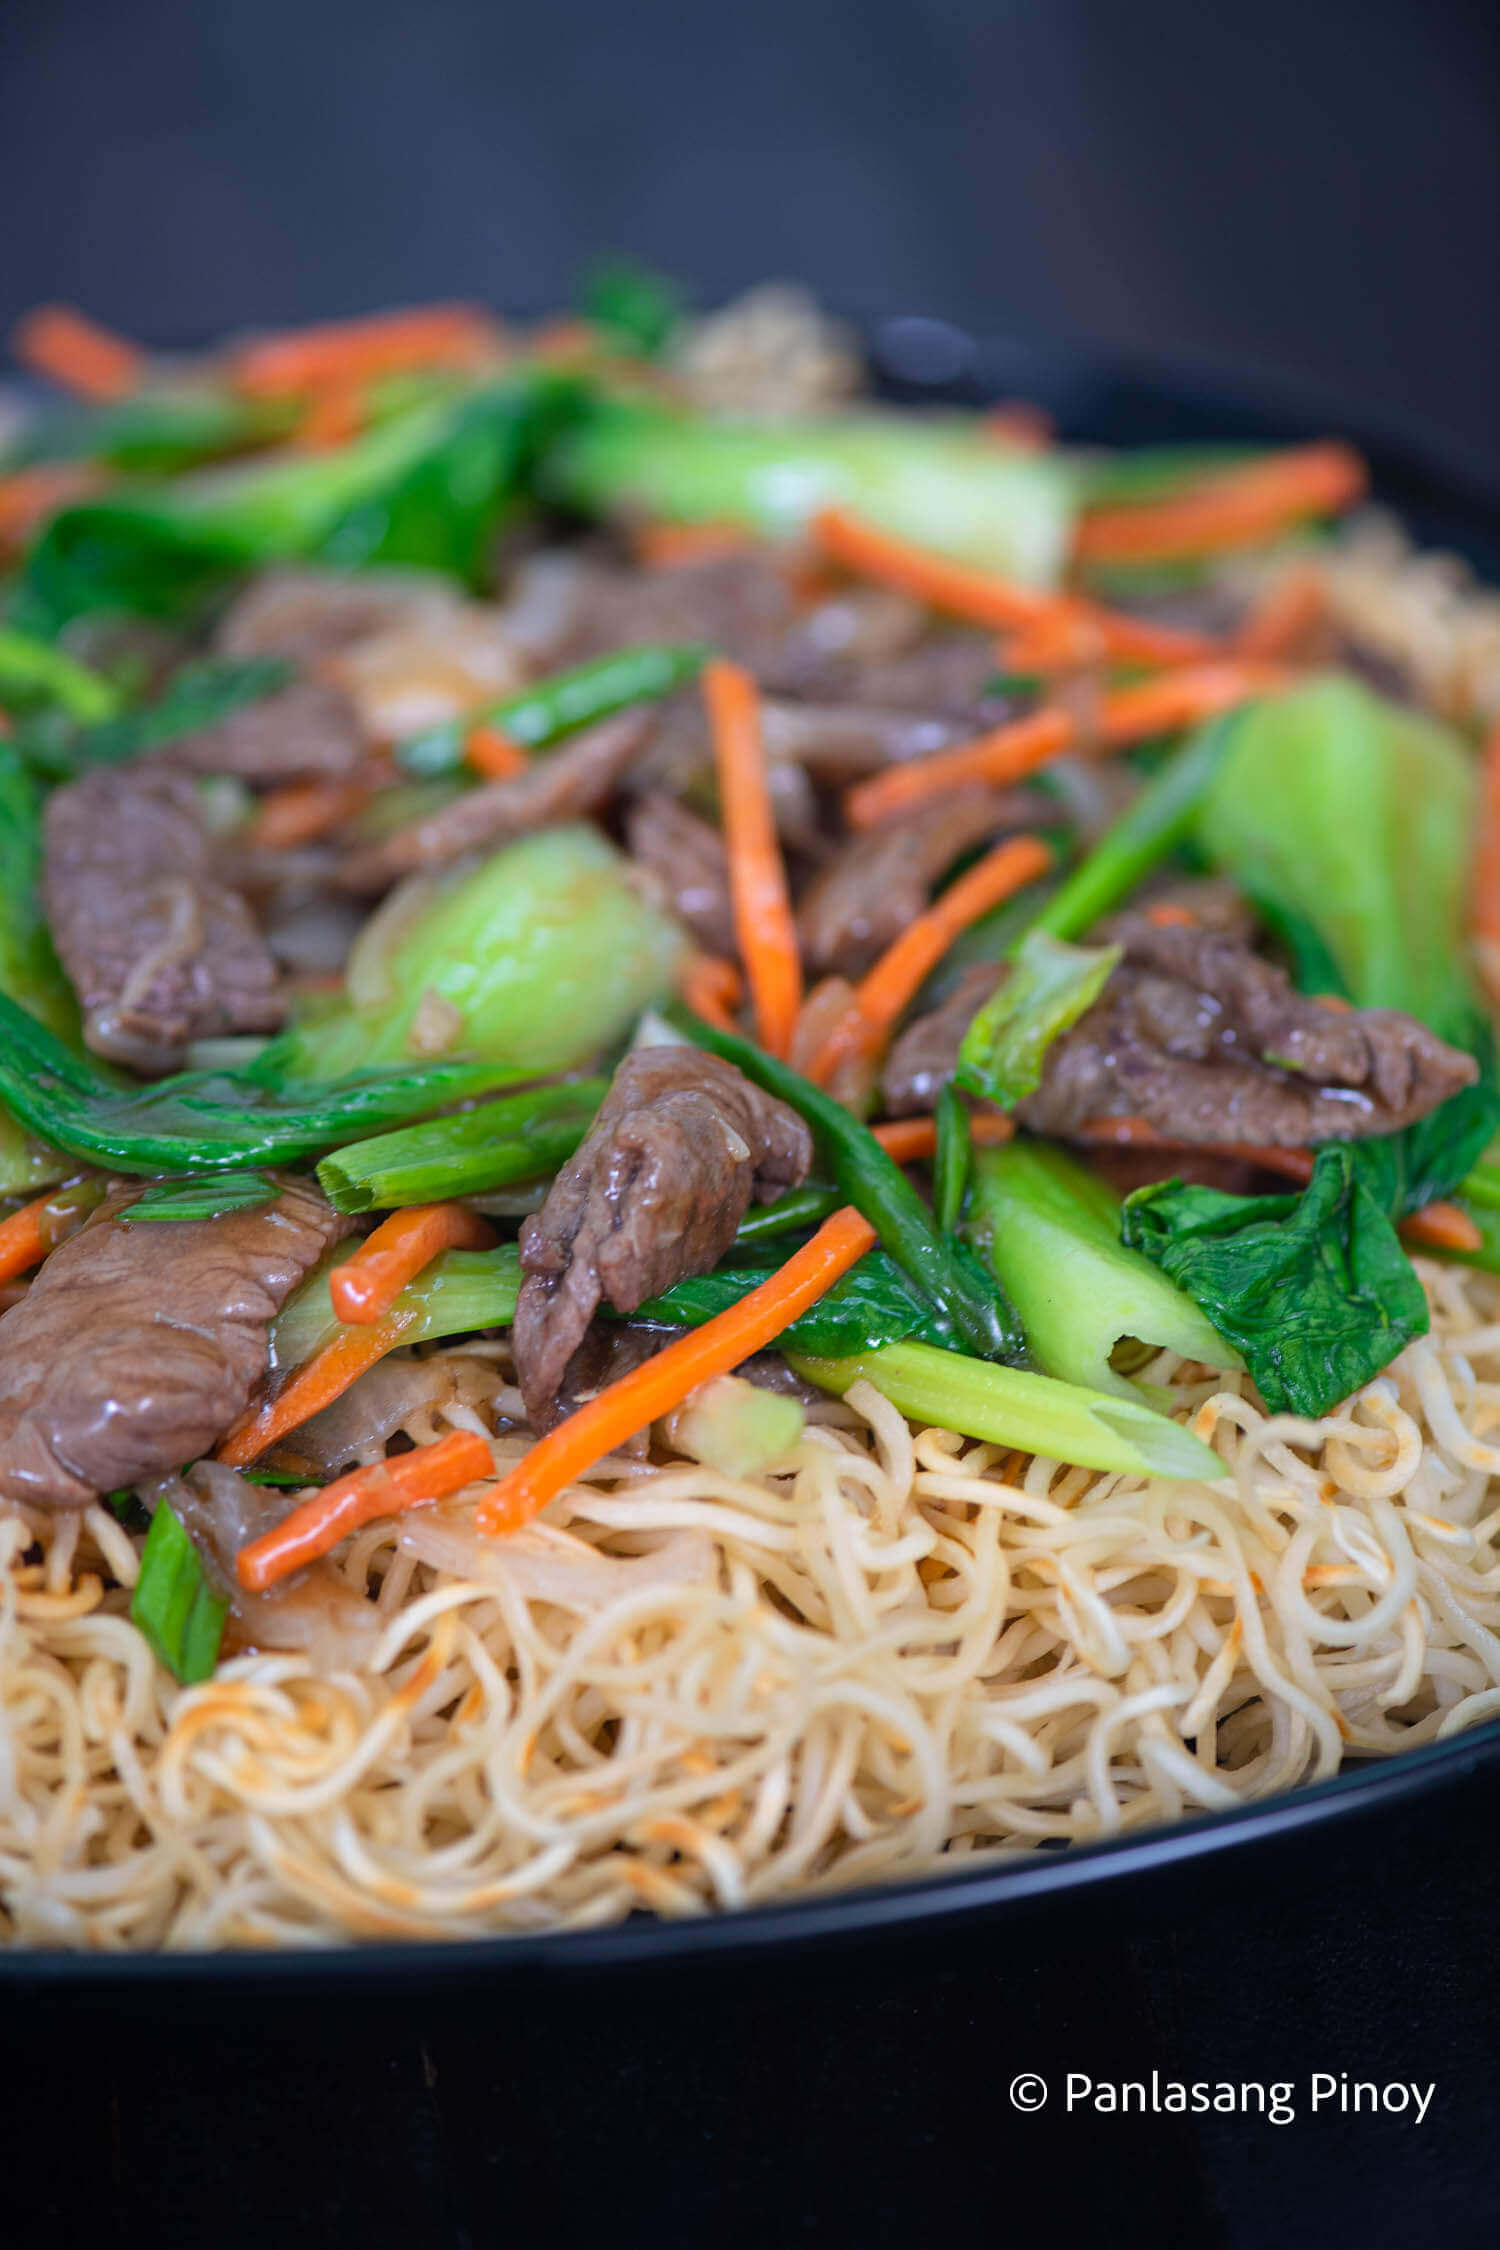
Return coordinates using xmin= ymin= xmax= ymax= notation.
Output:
xmin=43 ymin=766 xmax=286 ymax=1072
xmin=163 ymin=679 xmax=367 ymax=784
xmin=625 ymin=793 xmax=735 ymax=954
xmin=335 ymin=710 xmax=652 ymax=890
xmin=0 ymin=1182 xmax=351 ymax=1510
xmin=797 ymin=786 xmax=1051 ymax=980
xmin=215 ymin=566 xmax=472 ymax=666
xmin=512 ymin=1048 xmax=813 ymax=1430
xmin=880 ymin=918 xmax=1478 ymax=1144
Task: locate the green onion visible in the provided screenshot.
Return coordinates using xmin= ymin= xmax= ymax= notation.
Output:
xmin=668 ymin=1002 xmax=1020 ymax=1361
xmin=269 ymin=1244 xmax=524 ymax=1375
xmin=0 ymin=628 xmax=120 ymax=722
xmin=732 ymin=1184 xmax=844 ymax=1246
xmin=932 ymin=1086 xmax=970 ymax=1235
xmin=317 ymin=1079 xmax=609 ymax=1211
xmin=130 ymin=1503 xmax=230 ymax=1684
xmin=124 ymin=1170 xmax=278 ymax=1222
xmin=396 ymin=642 xmax=710 ymax=778
xmin=788 ymin=1339 xmax=1225 ymax=1481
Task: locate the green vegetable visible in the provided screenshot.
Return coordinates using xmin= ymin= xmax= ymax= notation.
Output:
xmin=2 ymin=385 xmax=293 ymax=476
xmin=668 ymin=1001 xmax=1020 ymax=1361
xmin=957 ymin=931 xmax=1121 ymax=1108
xmin=269 ymin=1244 xmax=523 ymax=1374
xmin=789 ymin=1339 xmax=1224 ymax=1482
xmin=579 ymin=259 xmax=685 ymax=357
xmin=670 ymin=1376 xmax=803 ymax=1479
xmin=638 ymin=1245 xmax=980 ymax=1359
xmin=130 ymin=1502 xmax=230 ymax=1685
xmin=731 ymin=1184 xmax=843 ymax=1246
xmin=124 ymin=1170 xmax=277 ymax=1222
xmin=0 ymin=987 xmax=544 ymax=1174
xmin=1122 ymin=1145 xmax=1430 ymax=1417
xmin=239 ymin=1467 xmax=324 ymax=1489
xmin=273 ymin=825 xmax=687 ymax=1081
xmin=549 ymin=400 xmax=1076 ymax=584
xmin=10 ymin=657 xmax=292 ymax=782
xmin=968 ymin=1143 xmax=1236 ymax=1400
xmin=1024 ymin=710 xmax=1245 ymax=948
xmin=0 ymin=628 xmax=119 ymax=722
xmin=20 ymin=375 xmax=588 ymax=629
xmin=396 ymin=642 xmax=709 ymax=778
xmin=317 ymin=1079 xmax=609 ymax=1211
xmin=932 ymin=1085 xmax=971 ymax=1236
xmin=0 ymin=738 xmax=80 ymax=1191
xmin=1197 ymin=675 xmax=1483 ymax=1047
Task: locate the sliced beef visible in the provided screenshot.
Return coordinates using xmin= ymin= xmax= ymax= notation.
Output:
xmin=0 ymin=1182 xmax=351 ymax=1510
xmin=215 ymin=566 xmax=472 ymax=667
xmin=336 ymin=710 xmax=652 ymax=890
xmin=43 ymin=766 xmax=285 ymax=1073
xmin=1020 ymin=916 xmax=1478 ymax=1145
xmin=512 ymin=1048 xmax=813 ymax=1430
xmin=625 ymin=793 xmax=735 ymax=954
xmin=163 ymin=679 xmax=367 ymax=785
xmin=880 ymin=921 xmax=1478 ymax=1145
xmin=882 ymin=965 xmax=1005 ymax=1116
xmin=798 ymin=787 xmax=1050 ymax=980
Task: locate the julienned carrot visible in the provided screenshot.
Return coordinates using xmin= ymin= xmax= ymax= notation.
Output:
xmin=248 ymin=778 xmax=370 ymax=850
xmin=0 ymin=1180 xmax=103 ymax=1286
xmin=844 ymin=663 xmax=1281 ymax=829
xmin=1074 ymin=443 xmax=1367 ymax=565
xmin=465 ymin=722 xmax=529 ymax=780
xmin=1401 ymin=1201 xmax=1485 ymax=1255
xmin=808 ymin=834 xmax=1054 ymax=1085
xmin=845 ymin=709 xmax=1073 ymax=830
xmin=295 ymin=381 xmax=366 ymax=450
xmin=1470 ymin=721 xmax=1500 ymax=1005
xmin=1233 ymin=568 xmax=1328 ymax=660
xmin=217 ymin=1318 xmax=416 ymax=1467
xmin=872 ymin=1113 xmax=1015 ymax=1163
xmin=682 ymin=952 xmax=744 ymax=1033
xmin=475 ymin=1207 xmax=877 ymax=1536
xmin=329 ymin=1203 xmax=495 ymax=1326
xmin=13 ymin=305 xmax=143 ymax=400
xmin=811 ymin=506 xmax=1213 ymax=669
xmin=230 ymin=304 xmax=500 ymax=397
xmin=704 ymin=658 xmax=803 ymax=1057
xmin=237 ymin=1428 xmax=494 ymax=1592
xmin=632 ymin=520 xmax=758 ymax=569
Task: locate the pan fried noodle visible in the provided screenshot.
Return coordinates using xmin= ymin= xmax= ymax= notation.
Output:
xmin=6 ymin=1257 xmax=1500 ymax=1949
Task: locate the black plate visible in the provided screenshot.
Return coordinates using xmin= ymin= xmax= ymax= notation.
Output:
xmin=8 ymin=326 xmax=1500 ymax=1986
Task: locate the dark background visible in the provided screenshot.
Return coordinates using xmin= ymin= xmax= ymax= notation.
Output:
xmin=3 ymin=4 xmax=1499 ymax=2243
xmin=3 ymin=0 xmax=1498 ymax=474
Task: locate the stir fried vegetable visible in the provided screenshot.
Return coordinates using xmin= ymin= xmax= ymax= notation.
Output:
xmin=397 ymin=642 xmax=709 ymax=778
xmin=957 ymin=931 xmax=1120 ymax=1108
xmin=316 ymin=1079 xmax=609 ymax=1211
xmin=130 ymin=1500 xmax=230 ymax=1684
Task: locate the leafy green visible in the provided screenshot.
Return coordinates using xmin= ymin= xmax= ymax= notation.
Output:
xmin=10 ymin=656 xmax=292 ymax=782
xmin=956 ymin=931 xmax=1121 ymax=1108
xmin=637 ymin=1245 xmax=985 ymax=1359
xmin=549 ymin=400 xmax=1077 ymax=584
xmin=316 ymin=1079 xmax=609 ymax=1211
xmin=579 ymin=259 xmax=685 ymax=356
xmin=789 ymin=1339 xmax=1225 ymax=1482
xmin=130 ymin=1502 xmax=229 ymax=1685
xmin=932 ymin=1084 xmax=971 ymax=1235
xmin=0 ymin=738 xmax=80 ymax=1191
xmin=968 ymin=1143 xmax=1236 ymax=1400
xmin=0 ymin=628 xmax=120 ymax=721
xmin=273 ymin=825 xmax=687 ymax=1081
xmin=1122 ymin=1145 xmax=1430 ymax=1416
xmin=124 ymin=1170 xmax=277 ymax=1222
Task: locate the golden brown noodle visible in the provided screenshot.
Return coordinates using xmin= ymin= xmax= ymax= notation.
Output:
xmin=5 ymin=1257 xmax=1500 ymax=1950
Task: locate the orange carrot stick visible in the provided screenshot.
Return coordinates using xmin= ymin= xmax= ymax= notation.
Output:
xmin=1401 ymin=1201 xmax=1485 ymax=1255
xmin=844 ymin=663 xmax=1280 ymax=830
xmin=812 ymin=505 xmax=1214 ymax=669
xmin=328 ymin=1203 xmax=495 ymax=1326
xmin=464 ymin=723 xmax=529 ymax=781
xmin=1074 ymin=443 xmax=1367 ymax=565
xmin=217 ymin=1318 xmax=416 ymax=1467
xmin=294 ymin=380 xmax=366 ymax=451
xmin=845 ymin=709 xmax=1074 ymax=831
xmin=13 ymin=305 xmax=144 ymax=400
xmin=631 ymin=520 xmax=758 ymax=569
xmin=1233 ymin=567 xmax=1329 ymax=660
xmin=0 ymin=1180 xmax=103 ymax=1287
xmin=704 ymin=658 xmax=803 ymax=1057
xmin=681 ymin=952 xmax=744 ymax=1034
xmin=872 ymin=1113 xmax=1015 ymax=1163
xmin=230 ymin=304 xmax=500 ymax=397
xmin=808 ymin=834 xmax=1053 ymax=1085
xmin=1471 ymin=720 xmax=1500 ymax=1006
xmin=247 ymin=778 xmax=370 ymax=850
xmin=475 ymin=1206 xmax=877 ymax=1536
xmin=237 ymin=1428 xmax=494 ymax=1591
